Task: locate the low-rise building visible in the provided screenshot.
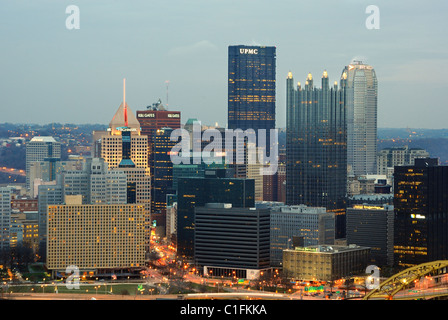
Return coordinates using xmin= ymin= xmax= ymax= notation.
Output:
xmin=283 ymin=244 xmax=370 ymax=282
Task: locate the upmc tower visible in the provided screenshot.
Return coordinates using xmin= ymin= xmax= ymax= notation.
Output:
xmin=228 ymin=45 xmax=276 ymax=145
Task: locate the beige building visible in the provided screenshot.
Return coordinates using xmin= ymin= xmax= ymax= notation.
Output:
xmin=46 ymin=199 xmax=146 ymax=276
xmin=377 ymin=146 xmax=429 ymax=175
xmin=92 ymin=100 xmax=148 ymax=169
xmin=283 ymin=244 xmax=370 ymax=282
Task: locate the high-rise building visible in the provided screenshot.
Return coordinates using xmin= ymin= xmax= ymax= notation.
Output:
xmin=194 ymin=203 xmax=270 ymax=279
xmin=269 ymin=205 xmax=335 ymax=267
xmin=26 ymin=136 xmax=61 ymax=190
xmin=286 ymin=70 xmax=347 ymax=238
xmin=29 ymin=157 xmax=84 ymax=198
xmin=46 ymin=198 xmax=146 ymax=278
xmin=152 ymin=127 xmax=176 ymax=216
xmin=92 ymin=80 xmax=151 ymax=254
xmin=342 ymin=61 xmax=378 ymax=176
xmin=176 ymin=169 xmax=255 ymax=259
xmin=92 ymin=80 xmax=148 ymax=170
xmin=136 ymin=100 xmax=181 ymax=215
xmin=37 ymin=183 xmax=63 ymax=258
xmin=394 ymin=158 xmax=448 ymax=268
xmin=377 ymin=146 xmax=430 ymax=176
xmin=346 ymin=204 xmax=394 ymax=267
xmin=136 ymin=99 xmax=181 ymax=169
xmin=228 ymin=45 xmax=276 ymax=146
xmin=0 ymin=187 xmax=12 ymax=251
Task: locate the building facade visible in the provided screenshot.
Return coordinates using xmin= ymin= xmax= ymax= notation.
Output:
xmin=270 ymin=205 xmax=335 ymax=267
xmin=46 ymin=202 xmax=146 ymax=276
xmin=394 ymin=158 xmax=448 ymax=268
xmin=25 ymin=136 xmax=61 ymax=190
xmin=377 ymin=146 xmax=430 ymax=176
xmin=176 ymin=169 xmax=255 ymax=259
xmin=346 ymin=204 xmax=394 ymax=266
xmin=283 ymin=244 xmax=371 ymax=282
xmin=194 ymin=203 xmax=270 ymax=279
xmin=228 ymin=45 xmax=276 ymax=146
xmin=286 ymin=70 xmax=347 ymax=238
xmin=342 ymin=61 xmax=378 ymax=176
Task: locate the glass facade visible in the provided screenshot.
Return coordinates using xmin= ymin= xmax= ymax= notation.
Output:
xmin=285 ymin=71 xmax=347 ymax=238
xmin=228 ymin=45 xmax=276 ymax=145
xmin=342 ymin=61 xmax=378 ymax=176
xmin=394 ymin=158 xmax=448 ymax=268
xmin=176 ymin=171 xmax=255 ymax=259
xmin=152 ymin=128 xmax=177 ymax=215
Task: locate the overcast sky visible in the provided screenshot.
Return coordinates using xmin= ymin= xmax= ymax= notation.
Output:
xmin=1 ymin=0 xmax=447 ymax=129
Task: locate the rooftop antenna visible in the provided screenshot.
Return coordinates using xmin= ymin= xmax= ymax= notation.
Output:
xmin=165 ymin=80 xmax=170 ymax=108
xmin=123 ymin=78 xmax=128 ymax=127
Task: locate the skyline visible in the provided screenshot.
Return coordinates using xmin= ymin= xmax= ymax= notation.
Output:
xmin=1 ymin=1 xmax=447 ymax=129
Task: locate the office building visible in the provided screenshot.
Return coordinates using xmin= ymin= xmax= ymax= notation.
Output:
xmin=176 ymin=169 xmax=255 ymax=259
xmin=11 ymin=197 xmax=39 ymax=252
xmin=195 ymin=203 xmax=270 ymax=279
xmin=92 ymin=88 xmax=148 ymax=170
xmin=377 ymin=146 xmax=429 ymax=176
xmin=25 ymin=136 xmax=61 ymax=190
xmin=46 ymin=198 xmax=146 ymax=277
xmin=342 ymin=61 xmax=378 ymax=176
xmin=269 ymin=205 xmax=335 ymax=267
xmin=228 ymin=45 xmax=276 ymax=146
xmin=136 ymin=99 xmax=181 ymax=167
xmin=37 ymin=183 xmax=63 ymax=245
xmin=394 ymin=158 xmax=448 ymax=268
xmin=89 ymin=158 xmax=128 ymax=204
xmin=0 ymin=187 xmax=12 ymax=251
xmin=152 ymin=127 xmax=177 ymax=215
xmin=346 ymin=204 xmax=394 ymax=266
xmin=283 ymin=244 xmax=370 ymax=282
xmin=29 ymin=157 xmax=84 ymax=198
xmin=286 ymin=70 xmax=347 ymax=238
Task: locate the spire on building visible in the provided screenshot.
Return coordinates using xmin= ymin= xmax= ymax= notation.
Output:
xmin=109 ymin=79 xmax=141 ymax=135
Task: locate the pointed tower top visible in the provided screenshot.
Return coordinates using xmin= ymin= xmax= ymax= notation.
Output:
xmin=109 ymin=79 xmax=141 ymax=135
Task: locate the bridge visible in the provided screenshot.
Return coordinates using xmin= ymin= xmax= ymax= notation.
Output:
xmin=363 ymin=260 xmax=448 ymax=300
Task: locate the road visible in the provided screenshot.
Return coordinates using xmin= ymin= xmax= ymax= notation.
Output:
xmin=0 ymin=167 xmax=25 ymax=176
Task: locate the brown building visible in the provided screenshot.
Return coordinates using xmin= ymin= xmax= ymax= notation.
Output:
xmin=136 ymin=99 xmax=181 ymax=168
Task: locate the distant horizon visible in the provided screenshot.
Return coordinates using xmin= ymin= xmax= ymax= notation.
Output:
xmin=1 ymin=122 xmax=448 ymax=131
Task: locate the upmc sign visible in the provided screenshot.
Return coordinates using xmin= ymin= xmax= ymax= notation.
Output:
xmin=239 ymin=48 xmax=258 ymax=55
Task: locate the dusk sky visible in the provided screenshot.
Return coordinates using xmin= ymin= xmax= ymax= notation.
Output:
xmin=1 ymin=0 xmax=447 ymax=129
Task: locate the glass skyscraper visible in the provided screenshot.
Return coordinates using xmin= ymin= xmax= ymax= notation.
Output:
xmin=394 ymin=158 xmax=448 ymax=268
xmin=176 ymin=169 xmax=255 ymax=259
xmin=342 ymin=61 xmax=378 ymax=176
xmin=286 ymin=70 xmax=347 ymax=238
xmin=228 ymin=45 xmax=276 ymax=145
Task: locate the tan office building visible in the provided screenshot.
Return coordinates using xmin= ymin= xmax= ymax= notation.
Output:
xmin=283 ymin=244 xmax=371 ymax=282
xmin=46 ymin=201 xmax=146 ymax=277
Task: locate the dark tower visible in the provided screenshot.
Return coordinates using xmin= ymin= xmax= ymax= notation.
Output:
xmin=286 ymin=70 xmax=347 ymax=238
